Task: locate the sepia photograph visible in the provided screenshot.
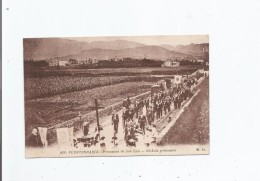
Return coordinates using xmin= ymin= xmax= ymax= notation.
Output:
xmin=23 ymin=35 xmax=209 ymax=157
xmin=3 ymin=0 xmax=260 ymax=179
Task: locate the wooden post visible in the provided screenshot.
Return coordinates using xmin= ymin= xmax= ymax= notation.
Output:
xmin=95 ymin=99 xmax=101 ymax=132
xmin=89 ymin=99 xmax=105 ymax=135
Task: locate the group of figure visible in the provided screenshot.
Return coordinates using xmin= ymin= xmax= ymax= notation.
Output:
xmin=102 ymin=77 xmax=197 ymax=147
xmin=27 ymin=75 xmax=200 ymax=149
xmin=120 ymin=97 xmax=152 ymax=146
xmin=118 ymin=78 xmax=196 ymax=146
xmin=152 ymin=92 xmax=171 ymax=119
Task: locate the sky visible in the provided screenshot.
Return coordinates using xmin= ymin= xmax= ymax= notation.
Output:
xmin=66 ymin=35 xmax=209 ymax=46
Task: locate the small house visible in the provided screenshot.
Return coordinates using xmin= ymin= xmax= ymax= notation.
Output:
xmin=59 ymin=60 xmax=68 ymax=66
xmin=162 ymin=60 xmax=180 ymax=67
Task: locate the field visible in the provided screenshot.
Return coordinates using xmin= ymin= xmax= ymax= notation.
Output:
xmin=25 ymin=81 xmax=155 ymax=137
xmin=24 ymin=75 xmax=151 ymax=99
xmin=25 ymin=66 xmax=203 ymax=77
xmin=160 ymin=77 xmax=209 ymax=145
xmin=25 ymin=66 xmax=203 ymax=100
xmin=24 ymin=66 xmax=200 ymax=137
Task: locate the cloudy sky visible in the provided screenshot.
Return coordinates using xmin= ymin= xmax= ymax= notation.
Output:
xmin=66 ymin=35 xmax=208 ymax=46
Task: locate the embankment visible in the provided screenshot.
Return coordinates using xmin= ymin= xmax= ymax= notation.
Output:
xmin=158 ymin=77 xmax=209 ymax=145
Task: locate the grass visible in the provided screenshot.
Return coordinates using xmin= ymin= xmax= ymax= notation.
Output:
xmin=159 ymin=77 xmax=209 ymax=145
xmin=24 ymin=76 xmax=151 ymax=99
xmin=25 ymin=66 xmax=204 ymax=77
xmin=25 ymin=81 xmax=153 ymax=138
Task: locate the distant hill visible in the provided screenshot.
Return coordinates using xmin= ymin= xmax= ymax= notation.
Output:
xmin=88 ymin=39 xmax=145 ymax=50
xmin=59 ymin=48 xmax=118 ymax=61
xmin=118 ymin=46 xmax=189 ymax=60
xmin=23 ymin=38 xmax=90 ymax=60
xmin=160 ymin=43 xmax=209 ymax=61
xmin=174 ymin=43 xmax=209 ymax=56
xmin=160 ymin=44 xmax=176 ymax=51
xmin=24 ymin=38 xmax=145 ymax=60
xmin=57 ymin=46 xmax=191 ymax=61
xmin=24 ymin=38 xmax=208 ymax=61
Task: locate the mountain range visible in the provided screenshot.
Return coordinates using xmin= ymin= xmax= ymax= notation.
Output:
xmin=24 ymin=38 xmax=209 ymax=61
xmin=160 ymin=43 xmax=209 ymax=56
xmin=57 ymin=46 xmax=190 ymax=61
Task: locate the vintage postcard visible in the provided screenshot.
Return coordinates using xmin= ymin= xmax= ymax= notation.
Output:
xmin=24 ymin=35 xmax=209 ymax=157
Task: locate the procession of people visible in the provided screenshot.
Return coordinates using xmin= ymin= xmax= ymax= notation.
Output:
xmin=27 ymin=72 xmax=205 ymax=149
xmin=115 ymin=74 xmax=199 ymax=147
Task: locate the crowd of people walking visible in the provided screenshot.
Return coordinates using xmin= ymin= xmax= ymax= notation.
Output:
xmin=117 ymin=76 xmax=199 ymax=146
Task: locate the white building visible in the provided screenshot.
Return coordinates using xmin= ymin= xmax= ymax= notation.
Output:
xmin=59 ymin=60 xmax=68 ymax=66
xmin=162 ymin=60 xmax=180 ymax=67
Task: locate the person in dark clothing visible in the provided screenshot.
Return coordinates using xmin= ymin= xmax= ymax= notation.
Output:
xmin=146 ymin=109 xmax=154 ymax=125
xmin=153 ymin=94 xmax=158 ymax=105
xmin=163 ymin=101 xmax=168 ymax=115
xmin=174 ymin=96 xmax=178 ymax=109
xmin=124 ymin=118 xmax=131 ymax=141
xmin=123 ymin=100 xmax=128 ymax=108
xmin=126 ymin=97 xmax=131 ymax=108
xmin=160 ymin=92 xmax=165 ymax=100
xmin=112 ymin=113 xmax=119 ymax=133
xmin=176 ymin=96 xmax=179 ymax=109
xmin=27 ymin=127 xmax=43 ymax=148
xmin=155 ymin=104 xmax=160 ymax=119
xmin=139 ymin=100 xmax=144 ymax=109
xmin=177 ymin=95 xmax=182 ymax=109
xmin=168 ymin=117 xmax=172 ymax=123
xmin=167 ymin=99 xmax=171 ymax=112
xmin=138 ymin=115 xmax=147 ymax=135
xmin=182 ymin=89 xmax=187 ymax=101
xmin=145 ymin=99 xmax=149 ymax=108
xmin=128 ymin=110 xmax=134 ymax=121
xmin=82 ymin=122 xmax=90 ymax=136
xmin=159 ymin=102 xmax=163 ymax=117
xmin=134 ymin=103 xmax=139 ymax=119
xmin=181 ymin=91 xmax=185 ymax=102
xmin=122 ymin=108 xmax=128 ymax=129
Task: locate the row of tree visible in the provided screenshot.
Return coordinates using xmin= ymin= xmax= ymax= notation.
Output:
xmin=24 ymin=58 xmax=164 ymax=69
xmin=24 ymin=58 xmax=208 ymax=70
xmin=97 ymin=59 xmax=163 ymax=68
